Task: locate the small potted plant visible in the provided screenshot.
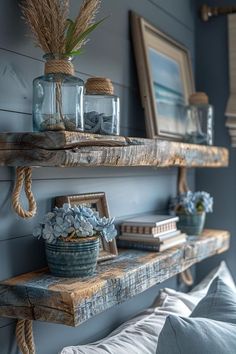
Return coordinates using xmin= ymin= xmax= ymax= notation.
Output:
xmin=170 ymin=191 xmax=213 ymax=235
xmin=33 ymin=204 xmax=117 ymax=277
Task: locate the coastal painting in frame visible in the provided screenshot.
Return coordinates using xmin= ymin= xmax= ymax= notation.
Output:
xmin=55 ymin=193 xmax=118 ymax=262
xmin=131 ymin=13 xmax=194 ymax=140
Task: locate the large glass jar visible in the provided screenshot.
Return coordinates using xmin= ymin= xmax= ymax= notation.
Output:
xmin=185 ymin=92 xmax=214 ymax=145
xmin=84 ymin=78 xmax=120 ymax=135
xmin=33 ymin=54 xmax=84 ymax=132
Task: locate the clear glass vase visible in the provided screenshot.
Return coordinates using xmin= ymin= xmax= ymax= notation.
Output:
xmin=84 ymin=93 xmax=120 ymax=135
xmin=33 ymin=54 xmax=84 ymax=132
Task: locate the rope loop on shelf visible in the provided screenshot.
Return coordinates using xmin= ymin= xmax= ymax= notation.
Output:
xmin=180 ymin=268 xmax=194 ymax=286
xmin=178 ymin=167 xmax=194 ymax=286
xmin=16 ymin=319 xmax=35 ymax=354
xmin=178 ymin=167 xmax=189 ymax=194
xmin=12 ymin=167 xmax=37 ymax=219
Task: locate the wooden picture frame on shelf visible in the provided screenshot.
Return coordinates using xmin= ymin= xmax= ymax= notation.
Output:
xmin=55 ymin=192 xmax=118 ymax=262
xmin=131 ymin=12 xmax=195 ymax=140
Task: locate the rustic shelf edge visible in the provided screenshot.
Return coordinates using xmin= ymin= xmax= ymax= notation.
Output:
xmin=0 ymin=132 xmax=229 ymax=167
xmin=0 ymin=229 xmax=230 ymax=327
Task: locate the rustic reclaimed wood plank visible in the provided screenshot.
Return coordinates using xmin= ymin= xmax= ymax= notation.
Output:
xmin=0 ymin=230 xmax=230 ymax=327
xmin=0 ymin=132 xmax=144 ymax=150
xmin=0 ymin=138 xmax=229 ymax=167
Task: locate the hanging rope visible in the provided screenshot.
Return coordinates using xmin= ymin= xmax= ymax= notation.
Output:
xmin=178 ymin=167 xmax=189 ymax=194
xmin=16 ymin=320 xmax=35 ymax=354
xmin=178 ymin=167 xmax=194 ymax=286
xmin=12 ymin=167 xmax=37 ymax=219
xmin=180 ymin=268 xmax=194 ymax=287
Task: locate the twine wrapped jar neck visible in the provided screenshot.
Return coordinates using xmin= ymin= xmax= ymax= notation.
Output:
xmin=85 ymin=77 xmax=114 ymax=95
xmin=189 ymin=92 xmax=209 ymax=105
xmin=44 ymin=54 xmax=75 ymax=76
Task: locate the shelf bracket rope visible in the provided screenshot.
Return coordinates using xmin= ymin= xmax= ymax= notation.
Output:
xmin=16 ymin=319 xmax=35 ymax=354
xmin=12 ymin=167 xmax=37 ymax=219
xmin=178 ymin=167 xmax=194 ymax=287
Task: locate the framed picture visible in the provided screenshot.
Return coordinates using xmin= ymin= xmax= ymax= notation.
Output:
xmin=131 ymin=12 xmax=195 ymax=140
xmin=55 ymin=192 xmax=118 ymax=262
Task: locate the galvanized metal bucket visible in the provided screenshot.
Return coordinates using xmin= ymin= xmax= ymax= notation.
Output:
xmin=177 ymin=212 xmax=206 ymax=236
xmin=45 ymin=237 xmax=100 ymax=278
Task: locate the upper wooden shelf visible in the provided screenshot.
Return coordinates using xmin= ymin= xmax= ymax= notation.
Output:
xmin=0 ymin=132 xmax=229 ymax=168
xmin=0 ymin=229 xmax=230 ymax=327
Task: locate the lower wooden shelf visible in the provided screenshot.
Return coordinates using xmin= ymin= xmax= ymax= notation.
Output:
xmin=0 ymin=229 xmax=230 ymax=327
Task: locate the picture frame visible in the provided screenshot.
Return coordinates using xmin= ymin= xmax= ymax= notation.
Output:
xmin=131 ymin=12 xmax=195 ymax=140
xmin=55 ymin=192 xmax=118 ymax=262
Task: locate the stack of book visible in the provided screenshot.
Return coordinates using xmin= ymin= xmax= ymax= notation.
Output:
xmin=118 ymin=214 xmax=187 ymax=252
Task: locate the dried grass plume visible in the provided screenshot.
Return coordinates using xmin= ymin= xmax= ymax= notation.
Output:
xmin=20 ymin=0 xmax=102 ymax=56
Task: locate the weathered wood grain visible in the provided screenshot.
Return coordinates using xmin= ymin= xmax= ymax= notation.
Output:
xmin=0 ymin=132 xmax=229 ymax=167
xmin=0 ymin=230 xmax=230 ymax=327
xmin=0 ymin=132 xmax=140 ymax=150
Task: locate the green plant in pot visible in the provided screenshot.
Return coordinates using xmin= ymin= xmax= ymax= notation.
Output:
xmin=171 ymin=191 xmax=213 ymax=236
xmin=33 ymin=203 xmax=117 ymax=278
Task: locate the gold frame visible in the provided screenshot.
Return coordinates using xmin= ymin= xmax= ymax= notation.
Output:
xmin=55 ymin=192 xmax=118 ymax=262
xmin=131 ymin=12 xmax=195 ymax=140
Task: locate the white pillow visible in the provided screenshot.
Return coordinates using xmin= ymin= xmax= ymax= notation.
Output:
xmin=60 ymin=299 xmax=190 ymax=354
xmin=60 ymin=262 xmax=235 ymax=354
xmin=158 ymin=261 xmax=236 ymax=311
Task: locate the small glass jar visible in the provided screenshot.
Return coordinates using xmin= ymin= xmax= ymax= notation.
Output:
xmin=33 ymin=54 xmax=84 ymax=132
xmin=84 ymin=78 xmax=120 ymax=135
xmin=185 ymin=92 xmax=214 ymax=145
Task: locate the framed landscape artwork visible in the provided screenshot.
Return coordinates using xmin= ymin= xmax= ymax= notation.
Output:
xmin=55 ymin=192 xmax=118 ymax=262
xmin=131 ymin=12 xmax=195 ymax=140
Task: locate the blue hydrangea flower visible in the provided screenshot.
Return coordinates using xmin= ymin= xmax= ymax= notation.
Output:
xmin=170 ymin=191 xmax=213 ymax=215
xmin=33 ymin=203 xmax=117 ymax=244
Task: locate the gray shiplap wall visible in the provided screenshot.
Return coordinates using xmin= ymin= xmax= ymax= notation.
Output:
xmin=195 ymin=0 xmax=236 ymax=281
xmin=0 ymin=1 xmax=195 ymax=353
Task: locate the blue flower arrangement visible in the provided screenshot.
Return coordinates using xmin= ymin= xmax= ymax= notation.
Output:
xmin=170 ymin=191 xmax=213 ymax=215
xmin=33 ymin=203 xmax=117 ymax=244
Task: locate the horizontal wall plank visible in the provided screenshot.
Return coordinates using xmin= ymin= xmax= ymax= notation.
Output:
xmin=0 ymin=318 xmax=14 ymax=329
xmin=0 ymin=172 xmax=178 ymax=241
xmin=0 ymin=110 xmax=32 ymax=132
xmin=0 ymin=165 xmax=178 ymax=182
xmin=0 ymin=235 xmax=46 ymax=281
xmin=149 ymin=0 xmax=195 ymax=30
xmin=0 ymin=49 xmax=146 ymax=134
xmin=0 ymin=323 xmax=18 ymax=354
xmin=0 ymin=0 xmax=194 ymax=89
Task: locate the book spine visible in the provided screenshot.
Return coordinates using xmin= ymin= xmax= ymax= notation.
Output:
xmin=159 ymin=238 xmax=186 ymax=252
xmin=120 ymin=229 xmax=180 ymax=240
xmin=121 ymin=221 xmax=177 ymax=235
xmin=117 ymin=240 xmax=160 ymax=251
xmin=118 ymin=235 xmax=161 ymax=243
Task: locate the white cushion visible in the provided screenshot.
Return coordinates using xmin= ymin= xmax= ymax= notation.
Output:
xmin=159 ymin=261 xmax=236 ymax=311
xmin=60 ymin=304 xmax=190 ymax=354
xmin=60 ymin=261 xmax=235 ymax=354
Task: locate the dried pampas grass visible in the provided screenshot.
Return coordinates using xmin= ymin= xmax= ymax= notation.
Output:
xmin=20 ymin=0 xmax=102 ymax=56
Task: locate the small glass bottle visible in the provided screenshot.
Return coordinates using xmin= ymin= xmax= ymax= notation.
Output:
xmin=33 ymin=54 xmax=84 ymax=132
xmin=185 ymin=92 xmax=214 ymax=145
xmin=84 ymin=77 xmax=120 ymax=135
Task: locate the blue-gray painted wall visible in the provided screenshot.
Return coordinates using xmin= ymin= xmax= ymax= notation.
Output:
xmin=0 ymin=1 xmax=196 ymax=353
xmin=195 ymin=0 xmax=236 ymax=281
